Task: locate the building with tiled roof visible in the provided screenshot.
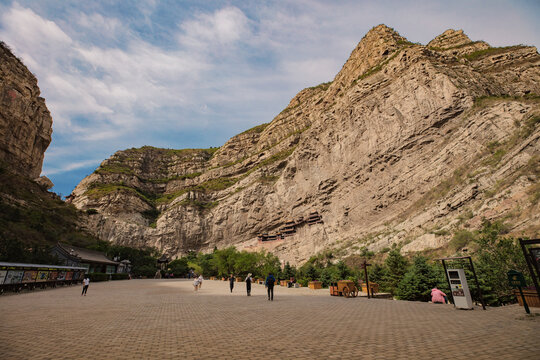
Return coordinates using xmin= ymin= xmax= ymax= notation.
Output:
xmin=51 ymin=243 xmax=119 ymax=274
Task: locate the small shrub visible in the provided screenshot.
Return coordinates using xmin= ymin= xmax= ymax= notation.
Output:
xmin=450 ymin=230 xmax=476 ymax=251
xmin=461 ymin=45 xmax=526 ymax=61
xmin=86 ymin=208 xmax=98 ymax=215
xmin=88 ymin=273 xmax=109 ymax=282
xmin=111 ymin=273 xmax=130 ymax=280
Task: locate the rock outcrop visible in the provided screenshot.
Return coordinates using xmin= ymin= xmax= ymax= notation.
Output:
xmin=0 ymin=41 xmax=52 ymax=179
xmin=68 ymin=25 xmax=540 ymax=265
xmin=0 ymin=41 xmax=100 ymax=251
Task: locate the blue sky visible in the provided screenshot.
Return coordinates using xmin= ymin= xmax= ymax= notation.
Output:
xmin=1 ymin=0 xmax=539 ymax=197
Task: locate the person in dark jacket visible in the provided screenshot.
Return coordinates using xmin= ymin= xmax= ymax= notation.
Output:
xmin=245 ymin=273 xmax=252 ymax=296
xmin=229 ymin=274 xmax=235 ymax=293
xmin=265 ymin=273 xmax=276 ymax=301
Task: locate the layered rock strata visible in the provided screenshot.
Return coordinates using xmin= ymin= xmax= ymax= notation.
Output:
xmin=0 ymin=42 xmax=52 ymax=179
xmin=0 ymin=42 xmax=99 ymax=249
xmin=69 ymin=25 xmax=540 ymax=264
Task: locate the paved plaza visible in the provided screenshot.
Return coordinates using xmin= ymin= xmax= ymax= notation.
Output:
xmin=0 ymin=279 xmax=538 ymax=359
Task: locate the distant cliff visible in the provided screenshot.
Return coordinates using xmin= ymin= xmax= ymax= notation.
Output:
xmin=68 ymin=25 xmax=540 ymax=265
xmin=0 ymin=41 xmax=99 ymax=256
xmin=0 ymin=41 xmax=52 ymax=180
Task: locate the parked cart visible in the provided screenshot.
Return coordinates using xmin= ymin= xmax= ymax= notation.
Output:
xmin=330 ymin=280 xmax=358 ymax=298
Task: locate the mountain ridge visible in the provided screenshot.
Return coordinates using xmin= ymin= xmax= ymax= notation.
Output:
xmin=66 ymin=25 xmax=540 ymax=264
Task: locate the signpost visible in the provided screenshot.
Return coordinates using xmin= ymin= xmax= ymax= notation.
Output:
xmin=508 ymin=270 xmax=530 ymax=314
xmin=361 ymin=260 xmax=372 ymax=298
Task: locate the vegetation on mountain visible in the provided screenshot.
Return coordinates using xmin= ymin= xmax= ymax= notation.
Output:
xmin=0 ymin=166 xmax=102 ymax=263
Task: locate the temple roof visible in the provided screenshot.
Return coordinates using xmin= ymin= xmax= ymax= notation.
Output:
xmin=54 ymin=243 xmax=118 ymax=265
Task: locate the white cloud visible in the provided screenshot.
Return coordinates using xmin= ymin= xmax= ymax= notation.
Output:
xmin=0 ymin=0 xmax=538 ymax=196
xmin=77 ymin=12 xmax=123 ymax=37
xmin=42 ymin=158 xmax=102 ymax=176
xmin=178 ymin=6 xmax=250 ymax=52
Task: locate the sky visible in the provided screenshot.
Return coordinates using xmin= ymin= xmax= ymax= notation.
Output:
xmin=0 ymin=0 xmax=539 ymax=197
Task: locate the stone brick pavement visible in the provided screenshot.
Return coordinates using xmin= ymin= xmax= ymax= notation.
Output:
xmin=0 ymin=279 xmax=538 ymax=359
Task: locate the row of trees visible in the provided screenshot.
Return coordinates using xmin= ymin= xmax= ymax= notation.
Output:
xmin=166 ymin=247 xmax=282 ymax=280
xmin=2 ymin=218 xmax=530 ymax=305
xmin=354 ymin=220 xmax=531 ymax=305
xmin=175 ymin=220 xmax=528 ymax=306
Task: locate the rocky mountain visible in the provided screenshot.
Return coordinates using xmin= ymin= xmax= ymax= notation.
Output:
xmin=68 ymin=25 xmax=540 ymax=265
xmin=0 ymin=41 xmax=99 ymax=254
xmin=0 ymin=41 xmax=52 ymax=182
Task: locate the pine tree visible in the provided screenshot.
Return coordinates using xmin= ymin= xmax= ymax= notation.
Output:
xmin=396 ymin=256 xmax=440 ymax=301
xmin=383 ymin=249 xmax=409 ymax=294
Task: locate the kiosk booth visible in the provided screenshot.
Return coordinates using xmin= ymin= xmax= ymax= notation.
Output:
xmin=447 ymin=268 xmax=473 ymax=309
xmin=439 ymin=256 xmax=486 ymax=310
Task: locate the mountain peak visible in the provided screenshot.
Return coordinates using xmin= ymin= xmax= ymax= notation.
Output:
xmin=365 ymin=24 xmax=402 ymax=39
xmin=428 ymin=29 xmax=477 ymax=49
xmin=327 ymin=24 xmax=408 ymax=95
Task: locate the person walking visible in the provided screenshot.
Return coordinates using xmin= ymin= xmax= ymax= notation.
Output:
xmin=245 ymin=273 xmax=253 ymax=296
xmin=197 ymin=275 xmax=203 ymax=290
xmin=81 ymin=276 xmax=90 ymax=296
xmin=265 ymin=273 xmax=276 ymax=301
xmin=229 ymin=274 xmax=235 ymax=293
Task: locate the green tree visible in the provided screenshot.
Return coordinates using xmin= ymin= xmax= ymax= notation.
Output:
xmin=106 ymin=244 xmax=159 ymax=277
xmin=396 ymin=256 xmax=441 ymax=301
xmin=368 ymin=263 xmax=387 ymax=288
xmin=319 ymin=266 xmax=340 ymax=287
xmin=255 ymin=251 xmax=281 ymax=279
xmin=297 ymin=262 xmax=320 ymax=286
xmin=211 ymin=247 xmax=237 ymax=277
xmin=197 ymin=253 xmax=217 ymax=277
xmin=473 ymin=221 xmax=530 ymax=305
xmin=168 ymin=258 xmax=188 ymax=277
xmin=233 ymin=251 xmax=258 ymax=276
xmin=383 ymin=249 xmax=409 ymax=294
xmin=282 ymin=262 xmax=297 ymax=280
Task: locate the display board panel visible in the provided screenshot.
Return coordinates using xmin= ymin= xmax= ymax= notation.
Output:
xmin=48 ymin=271 xmax=58 ymax=280
xmin=0 ymin=270 xmax=7 ymax=285
xmin=57 ymin=271 xmax=66 ymax=281
xmin=5 ymin=270 xmax=24 ymax=284
xmin=22 ymin=270 xmax=38 ymax=283
xmin=36 ymin=271 xmax=49 ymax=282
xmin=65 ymin=272 xmax=73 ymax=280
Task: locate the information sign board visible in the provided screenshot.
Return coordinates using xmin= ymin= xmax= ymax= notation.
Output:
xmin=5 ymin=270 xmax=24 ymax=284
xmin=22 ymin=270 xmax=38 ymax=283
xmin=36 ymin=271 xmax=49 ymax=282
xmin=57 ymin=271 xmax=66 ymax=281
xmin=0 ymin=270 xmax=7 ymax=285
xmin=507 ymin=270 xmax=527 ymax=288
xmin=48 ymin=271 xmax=58 ymax=280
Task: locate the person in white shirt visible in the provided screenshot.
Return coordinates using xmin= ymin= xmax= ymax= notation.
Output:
xmin=197 ymin=275 xmax=203 ymax=290
xmin=82 ymin=276 xmax=90 ymax=296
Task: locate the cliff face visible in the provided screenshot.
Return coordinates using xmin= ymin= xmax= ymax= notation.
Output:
xmin=0 ymin=42 xmax=99 ymax=252
xmin=0 ymin=42 xmax=52 ymax=179
xmin=68 ymin=25 xmax=540 ymax=264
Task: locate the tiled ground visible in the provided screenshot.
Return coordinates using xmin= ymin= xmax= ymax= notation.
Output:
xmin=0 ymin=279 xmax=538 ymax=359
